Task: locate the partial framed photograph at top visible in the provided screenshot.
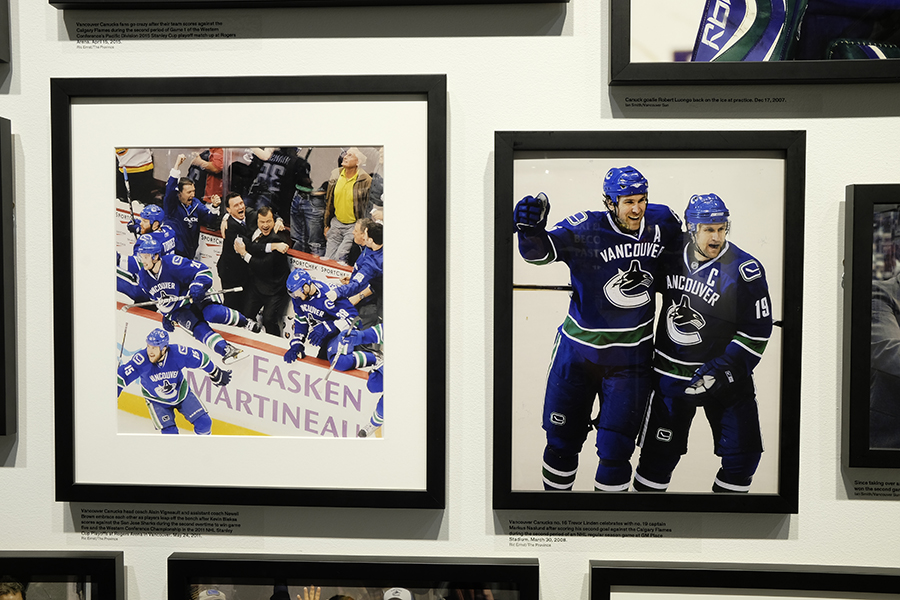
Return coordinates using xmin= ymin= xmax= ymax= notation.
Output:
xmin=51 ymin=75 xmax=446 ymax=507
xmin=0 ymin=551 xmax=125 ymax=600
xmin=591 ymin=562 xmax=900 ymax=600
xmin=843 ymin=184 xmax=900 ymax=468
xmin=610 ymin=0 xmax=900 ymax=85
xmin=167 ymin=553 xmax=539 ymax=600
xmin=50 ymin=0 xmax=567 ymax=9
xmin=493 ymin=130 xmax=805 ymax=513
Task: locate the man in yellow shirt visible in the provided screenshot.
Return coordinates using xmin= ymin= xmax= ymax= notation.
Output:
xmin=323 ymin=147 xmax=372 ymax=264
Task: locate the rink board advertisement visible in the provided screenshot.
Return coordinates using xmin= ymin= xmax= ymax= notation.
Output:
xmin=609 ymin=0 xmax=900 ymax=84
xmin=493 ymin=130 xmax=804 ymax=514
xmin=52 ymin=76 xmax=447 ymax=508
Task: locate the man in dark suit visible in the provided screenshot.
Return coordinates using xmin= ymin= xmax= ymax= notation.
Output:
xmin=217 ymin=192 xmax=255 ymax=312
xmin=234 ymin=205 xmax=292 ymax=337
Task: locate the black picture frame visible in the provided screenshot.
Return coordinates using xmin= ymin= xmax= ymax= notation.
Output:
xmin=0 ymin=0 xmax=9 ymax=64
xmin=167 ymin=553 xmax=539 ymax=600
xmin=591 ymin=562 xmax=900 ymax=600
xmin=843 ymin=184 xmax=900 ymax=468
xmin=51 ymin=75 xmax=446 ymax=508
xmin=0 ymin=116 xmax=15 ymax=437
xmin=51 ymin=0 xmax=567 ymax=8
xmin=493 ymin=130 xmax=805 ymax=513
xmin=609 ymin=0 xmax=900 ymax=85
xmin=0 ymin=551 xmax=125 ymax=600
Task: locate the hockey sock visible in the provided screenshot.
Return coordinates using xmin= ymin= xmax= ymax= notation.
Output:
xmin=192 ymin=321 xmax=228 ymax=356
xmin=203 ymin=303 xmax=247 ymax=327
xmin=370 ymin=397 xmax=384 ymax=427
xmin=542 ymin=447 xmax=578 ymax=491
xmin=161 ymin=424 xmax=179 ymax=434
xmin=712 ymin=452 xmax=761 ymax=493
xmin=594 ymin=458 xmax=632 ymax=492
xmin=633 ymin=452 xmax=681 ymax=492
xmin=191 ymin=413 xmax=213 ymax=435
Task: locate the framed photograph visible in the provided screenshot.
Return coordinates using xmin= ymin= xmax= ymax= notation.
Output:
xmin=493 ymin=130 xmax=805 ymax=513
xmin=591 ymin=562 xmax=900 ymax=600
xmin=51 ymin=0 xmax=567 ymax=9
xmin=51 ymin=75 xmax=446 ymax=507
xmin=609 ymin=0 xmax=900 ymax=85
xmin=167 ymin=553 xmax=539 ymax=600
xmin=843 ymin=184 xmax=900 ymax=468
xmin=0 ymin=116 xmax=14 ymax=437
xmin=0 ymin=551 xmax=124 ymax=600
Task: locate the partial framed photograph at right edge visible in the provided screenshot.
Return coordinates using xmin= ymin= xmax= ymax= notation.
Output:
xmin=843 ymin=184 xmax=900 ymax=468
xmin=493 ymin=130 xmax=805 ymax=513
xmin=591 ymin=562 xmax=900 ymax=600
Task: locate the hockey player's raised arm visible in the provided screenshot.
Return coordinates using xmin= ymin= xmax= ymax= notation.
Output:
xmin=514 ymin=193 xmax=556 ymax=264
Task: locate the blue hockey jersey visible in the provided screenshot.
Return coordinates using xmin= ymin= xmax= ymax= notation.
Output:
xmin=653 ymin=238 xmax=773 ymax=397
xmin=117 ymin=343 xmax=215 ymax=405
xmin=136 ymin=254 xmax=214 ymax=315
xmin=290 ymin=280 xmax=359 ymax=342
xmin=518 ymin=204 xmax=682 ymax=365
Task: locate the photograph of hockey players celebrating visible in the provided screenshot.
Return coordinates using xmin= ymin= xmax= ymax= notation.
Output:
xmin=633 ymin=193 xmax=773 ymax=493
xmin=114 ymin=146 xmax=385 ymax=439
xmin=503 ymin=144 xmax=797 ymax=502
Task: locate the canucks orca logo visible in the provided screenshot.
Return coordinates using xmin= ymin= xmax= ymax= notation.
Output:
xmin=666 ymin=294 xmax=706 ymax=345
xmin=156 ymin=380 xmax=177 ymax=397
xmin=602 ymin=259 xmax=652 ymax=309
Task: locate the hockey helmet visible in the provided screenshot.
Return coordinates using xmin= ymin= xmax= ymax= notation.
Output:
xmin=134 ymin=233 xmax=163 ymax=256
xmin=146 ymin=328 xmax=169 ymax=348
xmin=684 ymin=193 xmax=730 ymax=235
xmin=286 ymin=268 xmax=314 ymax=296
xmin=383 ymin=589 xmax=412 ymax=600
xmin=603 ymin=166 xmax=648 ymax=205
xmin=140 ymin=204 xmax=164 ymax=223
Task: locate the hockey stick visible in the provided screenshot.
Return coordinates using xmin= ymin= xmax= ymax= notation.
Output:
xmin=117 ymin=322 xmax=129 ymax=366
xmin=122 ymin=167 xmax=138 ymax=241
xmin=324 ymin=317 xmax=361 ymax=383
xmin=119 ymin=286 xmax=244 ymax=311
xmin=513 ymin=284 xmax=573 ymax=291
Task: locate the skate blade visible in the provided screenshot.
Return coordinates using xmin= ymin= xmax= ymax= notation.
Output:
xmin=222 ymin=349 xmax=248 ymax=365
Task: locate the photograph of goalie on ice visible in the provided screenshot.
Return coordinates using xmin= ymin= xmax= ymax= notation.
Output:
xmin=115 ymin=146 xmax=385 ymax=438
xmin=510 ymin=155 xmax=785 ymax=494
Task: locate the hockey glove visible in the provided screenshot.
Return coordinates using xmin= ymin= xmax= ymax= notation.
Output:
xmin=127 ymin=218 xmax=141 ymax=235
xmin=308 ymin=321 xmax=336 ymax=347
xmin=209 ymin=367 xmax=232 ymax=387
xmin=162 ymin=315 xmax=175 ymax=332
xmin=188 ymin=283 xmax=206 ymax=303
xmin=513 ymin=193 xmax=550 ymax=233
xmin=685 ymin=356 xmax=737 ymax=400
xmin=339 ymin=328 xmax=364 ymax=349
xmin=325 ymin=289 xmax=339 ymax=303
xmin=283 ymin=341 xmax=306 ymax=363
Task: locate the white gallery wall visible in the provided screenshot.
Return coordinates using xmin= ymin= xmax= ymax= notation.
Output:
xmin=2 ymin=0 xmax=900 ymax=599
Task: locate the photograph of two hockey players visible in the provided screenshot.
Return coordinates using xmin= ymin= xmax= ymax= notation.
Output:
xmin=493 ymin=130 xmax=804 ymax=514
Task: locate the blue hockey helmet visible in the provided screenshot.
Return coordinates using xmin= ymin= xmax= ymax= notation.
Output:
xmin=140 ymin=204 xmax=164 ymax=223
xmin=603 ymin=166 xmax=648 ymax=205
xmin=146 ymin=328 xmax=169 ymax=348
xmin=286 ymin=268 xmax=314 ymax=296
xmin=134 ymin=233 xmax=163 ymax=256
xmin=684 ymin=193 xmax=730 ymax=234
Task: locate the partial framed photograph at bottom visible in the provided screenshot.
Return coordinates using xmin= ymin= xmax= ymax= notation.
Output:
xmin=494 ymin=130 xmax=805 ymax=513
xmin=592 ymin=563 xmax=900 ymax=600
xmin=0 ymin=551 xmax=124 ymax=600
xmin=167 ymin=554 xmax=539 ymax=600
xmin=843 ymin=184 xmax=900 ymax=468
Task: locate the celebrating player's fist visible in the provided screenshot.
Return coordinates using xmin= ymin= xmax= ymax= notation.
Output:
xmin=514 ymin=192 xmax=550 ymax=232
